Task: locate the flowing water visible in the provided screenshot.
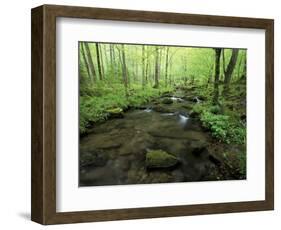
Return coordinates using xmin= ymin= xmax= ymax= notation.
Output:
xmin=79 ymin=95 xmax=236 ymax=186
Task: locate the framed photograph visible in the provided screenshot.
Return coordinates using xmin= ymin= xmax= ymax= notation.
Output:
xmin=31 ymin=4 xmax=274 ymax=224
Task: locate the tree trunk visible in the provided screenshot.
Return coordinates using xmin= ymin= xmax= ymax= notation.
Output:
xmin=142 ymin=45 xmax=145 ymax=88
xmin=95 ymin=43 xmax=103 ymax=80
xmin=222 ymin=49 xmax=226 ymax=80
xmin=165 ymin=47 xmax=169 ymax=87
xmin=145 ymin=49 xmax=149 ymax=85
xmin=237 ymin=53 xmax=243 ymax=80
xmin=154 ymin=47 xmax=160 ymax=88
xmin=223 ymin=48 xmax=239 ymax=95
xmin=99 ymin=45 xmax=105 ymax=78
xmin=84 ymin=42 xmax=96 ymax=82
xmin=103 ymin=45 xmax=109 ymax=69
xmin=120 ymin=45 xmax=129 ymax=97
xmin=213 ymin=48 xmax=222 ymax=104
xmin=80 ymin=43 xmax=91 ymax=80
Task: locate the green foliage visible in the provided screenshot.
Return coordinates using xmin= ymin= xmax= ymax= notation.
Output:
xmin=80 ymin=83 xmax=172 ymax=134
xmin=191 ymin=104 xmax=203 ymax=113
xmin=209 ymin=105 xmax=221 ymax=114
xmin=238 ymin=152 xmax=247 ymax=176
xmin=200 ymin=110 xmax=245 ymax=144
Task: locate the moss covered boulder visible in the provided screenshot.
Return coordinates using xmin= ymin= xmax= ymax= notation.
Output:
xmin=106 ymin=107 xmax=124 ymax=118
xmin=145 ymin=150 xmax=179 ymax=169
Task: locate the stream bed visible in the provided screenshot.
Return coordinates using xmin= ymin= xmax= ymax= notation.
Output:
xmin=79 ymin=93 xmax=242 ymax=186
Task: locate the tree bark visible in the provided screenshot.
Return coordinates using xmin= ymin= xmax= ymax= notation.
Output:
xmin=120 ymin=45 xmax=129 ymax=97
xmin=213 ymin=48 xmax=222 ymax=104
xmin=165 ymin=47 xmax=169 ymax=87
xmin=223 ymin=48 xmax=239 ymax=95
xmin=154 ymin=47 xmax=160 ymax=88
xmin=84 ymin=42 xmax=96 ymax=82
xmin=222 ymin=49 xmax=226 ymax=80
xmin=95 ymin=43 xmax=103 ymax=80
xmin=99 ymin=45 xmax=105 ymax=78
xmin=80 ymin=43 xmax=91 ymax=80
xmin=142 ymin=45 xmax=145 ymax=88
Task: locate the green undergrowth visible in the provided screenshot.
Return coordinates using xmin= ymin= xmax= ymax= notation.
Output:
xmin=80 ymin=83 xmax=173 ymax=134
xmin=191 ymin=100 xmax=246 ymax=145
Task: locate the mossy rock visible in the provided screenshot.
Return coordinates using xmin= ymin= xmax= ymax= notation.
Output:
xmin=145 ymin=150 xmax=179 ymax=169
xmin=106 ymin=107 xmax=124 ymax=118
xmin=189 ymin=110 xmax=200 ymax=118
xmin=161 ymin=98 xmax=173 ymax=104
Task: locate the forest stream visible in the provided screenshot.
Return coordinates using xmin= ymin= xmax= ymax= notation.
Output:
xmin=79 ymin=89 xmax=244 ymax=186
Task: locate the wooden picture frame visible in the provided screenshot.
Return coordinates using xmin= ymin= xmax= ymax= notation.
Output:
xmin=31 ymin=4 xmax=274 ymax=225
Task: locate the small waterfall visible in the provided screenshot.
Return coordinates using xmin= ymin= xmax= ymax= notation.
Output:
xmin=144 ymin=108 xmax=152 ymax=112
xmin=161 ymin=113 xmax=174 ymax=116
xmin=171 ymin=96 xmax=184 ymax=102
xmin=178 ymin=114 xmax=189 ymax=126
xmin=194 ymin=96 xmax=201 ymax=103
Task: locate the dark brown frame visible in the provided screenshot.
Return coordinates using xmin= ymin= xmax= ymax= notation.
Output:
xmin=31 ymin=4 xmax=274 ymax=225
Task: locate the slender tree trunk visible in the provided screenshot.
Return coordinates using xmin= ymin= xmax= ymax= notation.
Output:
xmin=80 ymin=43 xmax=91 ymax=80
xmin=84 ymin=42 xmax=96 ymax=82
xmin=145 ymin=48 xmax=149 ymax=85
xmin=120 ymin=45 xmax=129 ymax=97
xmin=242 ymin=54 xmax=247 ymax=79
xmin=237 ymin=53 xmax=243 ymax=80
xmin=222 ymin=49 xmax=226 ymax=80
xmin=99 ymin=45 xmax=105 ymax=78
xmin=213 ymin=48 xmax=222 ymax=104
xmin=154 ymin=47 xmax=160 ymax=88
xmin=103 ymin=45 xmax=109 ymax=70
xmin=169 ymin=58 xmax=173 ymax=86
xmin=109 ymin=44 xmax=113 ymax=67
xmin=112 ymin=45 xmax=118 ymax=78
xmin=165 ymin=47 xmax=169 ymax=87
xmin=223 ymin=48 xmax=239 ymax=95
xmin=206 ymin=62 xmax=215 ymax=88
xmin=142 ymin=45 xmax=145 ymax=88
xmin=95 ymin=43 xmax=103 ymax=80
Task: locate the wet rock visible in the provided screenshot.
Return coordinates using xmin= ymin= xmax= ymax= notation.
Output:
xmin=197 ymin=95 xmax=206 ymax=101
xmin=145 ymin=150 xmax=179 ymax=169
xmin=189 ymin=110 xmax=200 ymax=118
xmin=151 ymin=173 xmax=173 ymax=183
xmin=134 ymin=105 xmax=148 ymax=110
xmin=149 ymin=129 xmax=208 ymax=141
xmin=153 ymin=105 xmax=173 ymax=113
xmin=181 ymin=104 xmax=193 ymax=110
xmin=161 ymin=92 xmax=173 ymax=97
xmin=190 ymin=140 xmax=208 ymax=156
xmin=161 ymin=98 xmax=173 ymax=104
xmin=80 ymin=151 xmax=108 ymax=167
xmin=209 ymin=154 xmax=221 ymax=166
xmin=191 ymin=97 xmax=202 ymax=103
xmin=106 ymin=107 xmax=124 ymax=118
xmin=183 ymin=95 xmax=194 ymax=101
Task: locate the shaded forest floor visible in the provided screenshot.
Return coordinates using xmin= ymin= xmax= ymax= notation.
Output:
xmin=79 ymin=81 xmax=246 ymax=186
